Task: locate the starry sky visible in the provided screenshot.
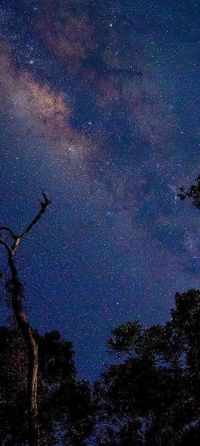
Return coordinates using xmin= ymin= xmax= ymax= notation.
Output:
xmin=1 ymin=0 xmax=200 ymax=379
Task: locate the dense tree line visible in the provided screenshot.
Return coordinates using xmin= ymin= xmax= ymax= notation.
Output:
xmin=1 ymin=288 xmax=200 ymax=445
xmin=1 ymin=176 xmax=200 ymax=444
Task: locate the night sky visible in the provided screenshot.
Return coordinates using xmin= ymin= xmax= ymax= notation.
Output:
xmin=1 ymin=0 xmax=200 ymax=380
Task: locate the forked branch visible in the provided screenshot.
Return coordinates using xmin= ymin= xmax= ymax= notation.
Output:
xmin=0 ymin=191 xmax=51 ymax=254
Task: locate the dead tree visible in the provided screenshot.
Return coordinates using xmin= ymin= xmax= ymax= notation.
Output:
xmin=0 ymin=192 xmax=51 ymax=446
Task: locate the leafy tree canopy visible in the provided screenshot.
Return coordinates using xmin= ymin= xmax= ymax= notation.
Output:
xmin=93 ymin=289 xmax=200 ymax=445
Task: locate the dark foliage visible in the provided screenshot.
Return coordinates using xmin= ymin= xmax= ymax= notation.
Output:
xmin=0 ymin=327 xmax=93 ymax=445
xmin=1 ymin=292 xmax=200 ymax=444
xmin=2 ymin=289 xmax=200 ymax=445
xmin=178 ymin=175 xmax=200 ymax=209
xmin=92 ymin=289 xmax=200 ymax=445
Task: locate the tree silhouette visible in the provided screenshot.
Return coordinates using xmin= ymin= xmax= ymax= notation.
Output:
xmin=93 ymin=289 xmax=200 ymax=445
xmin=0 ymin=192 xmax=51 ymax=445
xmin=178 ymin=174 xmax=200 ymax=209
xmin=0 ymin=326 xmax=93 ymax=445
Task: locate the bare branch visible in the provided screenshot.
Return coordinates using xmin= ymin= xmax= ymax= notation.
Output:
xmin=0 ymin=193 xmax=51 ymax=256
xmin=19 ymin=192 xmax=51 ymax=240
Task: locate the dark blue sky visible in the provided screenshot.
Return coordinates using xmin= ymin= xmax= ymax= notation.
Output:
xmin=1 ymin=0 xmax=200 ymax=379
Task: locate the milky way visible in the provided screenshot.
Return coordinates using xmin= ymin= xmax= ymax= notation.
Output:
xmin=1 ymin=0 xmax=200 ymax=378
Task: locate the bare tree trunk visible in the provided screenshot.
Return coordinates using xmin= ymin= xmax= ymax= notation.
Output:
xmin=0 ymin=192 xmax=51 ymax=446
xmin=8 ymin=251 xmax=39 ymax=446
